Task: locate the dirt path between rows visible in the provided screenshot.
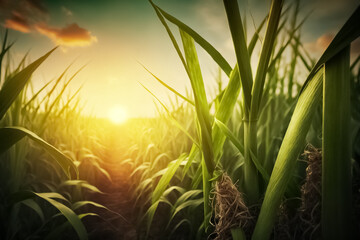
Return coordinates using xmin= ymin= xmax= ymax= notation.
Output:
xmin=85 ymin=145 xmax=138 ymax=240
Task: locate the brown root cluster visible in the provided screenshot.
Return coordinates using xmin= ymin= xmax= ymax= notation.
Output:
xmin=298 ymin=145 xmax=322 ymax=239
xmin=213 ymin=173 xmax=253 ymax=240
xmin=273 ymin=145 xmax=322 ymax=239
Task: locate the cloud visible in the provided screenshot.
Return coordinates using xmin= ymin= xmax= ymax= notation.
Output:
xmin=194 ymin=0 xmax=234 ymax=55
xmin=305 ymin=32 xmax=360 ymax=58
xmin=304 ymin=33 xmax=334 ymax=56
xmin=35 ymin=23 xmax=97 ymax=47
xmin=302 ymin=0 xmax=358 ymax=18
xmin=0 ymin=0 xmax=96 ymax=48
xmin=25 ymin=0 xmax=48 ymax=14
xmin=0 ymin=0 xmax=48 ymax=24
xmin=195 ymin=0 xmax=227 ymax=33
xmin=61 ymin=6 xmax=73 ymax=17
xmin=316 ymin=33 xmax=334 ymax=50
xmin=4 ymin=11 xmax=31 ymax=33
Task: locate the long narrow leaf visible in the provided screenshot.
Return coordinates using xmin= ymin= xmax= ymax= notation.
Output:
xmin=223 ymin=0 xmax=253 ymax=113
xmin=152 ymin=154 xmax=187 ymax=203
xmin=0 ymin=48 xmax=56 ymax=120
xmin=0 ymin=127 xmax=78 ymax=179
xmin=151 ymin=0 xmax=232 ymax=76
xmin=10 ymin=191 xmax=87 ymax=240
xmin=252 ymin=68 xmax=323 ymax=240
xmin=322 ymin=46 xmax=353 ymax=239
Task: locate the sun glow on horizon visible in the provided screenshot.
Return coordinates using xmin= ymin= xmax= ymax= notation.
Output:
xmin=108 ymin=106 xmax=128 ymax=124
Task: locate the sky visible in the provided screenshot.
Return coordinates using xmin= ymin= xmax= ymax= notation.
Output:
xmin=0 ymin=0 xmax=359 ymax=119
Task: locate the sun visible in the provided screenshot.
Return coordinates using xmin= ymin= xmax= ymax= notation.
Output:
xmin=108 ymin=106 xmax=128 ymax=124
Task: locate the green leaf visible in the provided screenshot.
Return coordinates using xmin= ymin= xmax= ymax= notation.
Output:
xmin=72 ymin=201 xmax=106 ymax=210
xmin=180 ymin=29 xmax=215 ymax=174
xmin=214 ymin=118 xmax=244 ymax=154
xmin=250 ymin=0 xmax=283 ymax=119
xmin=148 ymin=0 xmax=187 ymax=72
xmin=140 ymin=63 xmax=194 ymax=106
xmin=150 ymin=0 xmax=232 ymax=76
xmin=145 ymin=197 xmax=173 ymax=234
xmin=60 ymin=180 xmax=103 ymax=194
xmin=248 ymin=15 xmax=267 ymax=56
xmin=152 ymin=154 xmax=187 ymax=204
xmin=22 ymin=79 xmax=54 ymax=110
xmin=21 ymin=199 xmax=45 ymax=222
xmin=10 ymin=191 xmax=88 ymax=240
xmin=182 ymin=145 xmax=200 ymax=180
xmin=72 ymin=200 xmax=128 ymax=222
xmin=322 ymin=46 xmax=354 ymax=238
xmin=0 ymin=47 xmax=56 ymax=120
xmin=215 ymin=118 xmax=269 ymax=183
xmin=212 ymin=65 xmax=241 ymax=162
xmin=223 ymin=0 xmax=253 ymax=114
xmin=252 ymin=68 xmax=323 ymax=240
xmin=140 ymin=83 xmax=200 ymax=148
xmin=169 ymin=198 xmax=203 ymax=223
xmin=0 ymin=127 xmax=78 ymax=179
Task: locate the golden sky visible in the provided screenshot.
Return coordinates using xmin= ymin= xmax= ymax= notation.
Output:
xmin=1 ymin=0 xmax=359 ymax=119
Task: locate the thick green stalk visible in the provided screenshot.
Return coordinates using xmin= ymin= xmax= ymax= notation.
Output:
xmin=250 ymin=0 xmax=283 ymax=116
xmin=322 ymin=46 xmax=353 ymax=239
xmin=249 ymin=0 xmax=283 ymax=203
xmin=252 ymin=68 xmax=323 ymax=240
xmin=202 ymin=157 xmax=211 ymax=231
xmin=243 ymin=121 xmax=259 ymax=203
xmin=223 ymin=0 xmax=253 ymax=115
xmin=223 ymin=0 xmax=260 ymax=204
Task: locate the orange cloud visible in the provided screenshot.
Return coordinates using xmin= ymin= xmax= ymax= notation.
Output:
xmin=316 ymin=33 xmax=334 ymax=50
xmin=1 ymin=0 xmax=96 ymax=48
xmin=35 ymin=23 xmax=97 ymax=47
xmin=304 ymin=33 xmax=335 ymax=57
xmin=4 ymin=11 xmax=31 ymax=33
xmin=306 ymin=33 xmax=359 ymax=58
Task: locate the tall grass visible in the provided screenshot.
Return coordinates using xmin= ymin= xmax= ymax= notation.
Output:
xmin=133 ymin=0 xmax=360 ymax=239
xmin=0 ymin=33 xmax=117 ymax=240
xmin=1 ymin=0 xmax=359 ymax=239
